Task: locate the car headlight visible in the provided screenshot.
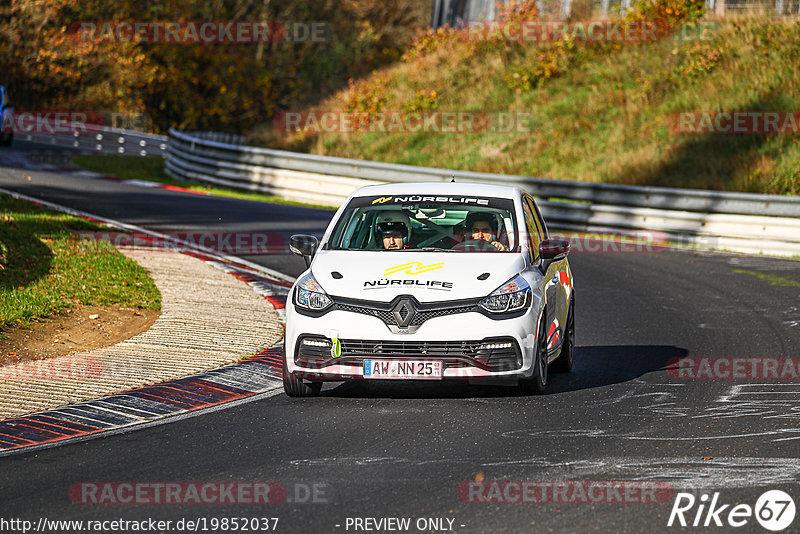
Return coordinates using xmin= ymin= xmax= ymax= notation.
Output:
xmin=479 ymin=274 xmax=531 ymax=313
xmin=294 ymin=272 xmax=333 ymax=311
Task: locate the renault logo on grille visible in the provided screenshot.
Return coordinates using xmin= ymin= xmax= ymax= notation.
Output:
xmin=392 ymin=297 xmax=416 ymax=328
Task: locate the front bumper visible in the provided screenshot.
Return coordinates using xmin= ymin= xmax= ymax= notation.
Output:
xmin=285 ymin=302 xmax=539 ymax=381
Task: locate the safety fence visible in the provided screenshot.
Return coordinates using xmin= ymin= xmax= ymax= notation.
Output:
xmin=166 ymin=128 xmax=800 ymax=257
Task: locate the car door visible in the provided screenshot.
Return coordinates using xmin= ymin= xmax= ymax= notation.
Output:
xmin=521 ymin=196 xmax=556 ymax=348
xmin=525 ymin=195 xmax=564 ymax=356
xmin=530 ymin=196 xmax=570 ymax=353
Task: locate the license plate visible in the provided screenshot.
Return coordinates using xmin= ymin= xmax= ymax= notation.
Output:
xmin=363 ymin=359 xmax=442 ymax=380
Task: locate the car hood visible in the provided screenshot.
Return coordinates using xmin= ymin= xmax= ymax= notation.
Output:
xmin=308 ymin=250 xmax=526 ymax=303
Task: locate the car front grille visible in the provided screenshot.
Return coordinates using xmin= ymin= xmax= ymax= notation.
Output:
xmin=332 ymin=296 xmax=478 ymax=328
xmin=295 ymin=336 xmax=521 ymax=372
xmin=335 ymin=303 xmax=396 ymax=325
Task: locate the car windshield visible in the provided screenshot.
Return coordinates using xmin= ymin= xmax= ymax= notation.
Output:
xmin=327 ymin=194 xmax=518 ymax=252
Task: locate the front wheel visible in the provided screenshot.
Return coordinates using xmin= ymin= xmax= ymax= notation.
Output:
xmin=283 ymin=353 xmax=322 ymax=397
xmin=551 ymin=296 xmax=574 ymax=373
xmin=519 ymin=314 xmax=548 ymax=394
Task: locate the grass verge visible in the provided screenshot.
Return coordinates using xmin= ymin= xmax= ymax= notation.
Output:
xmin=72 ymin=154 xmax=335 ymax=210
xmin=249 ymin=2 xmax=800 ymax=195
xmin=0 ymin=194 xmax=161 ymax=329
xmin=733 ymin=269 xmax=800 ymax=287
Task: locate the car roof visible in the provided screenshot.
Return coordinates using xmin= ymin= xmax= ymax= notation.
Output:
xmin=350 ymin=181 xmax=524 ymax=200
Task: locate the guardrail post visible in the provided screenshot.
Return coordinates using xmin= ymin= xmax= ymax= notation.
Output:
xmin=560 ymin=0 xmax=572 ymax=19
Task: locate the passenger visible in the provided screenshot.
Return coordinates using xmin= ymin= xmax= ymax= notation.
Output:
xmin=465 ymin=212 xmax=505 ymax=251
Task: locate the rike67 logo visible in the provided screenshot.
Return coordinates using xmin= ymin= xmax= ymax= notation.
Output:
xmin=668 ymin=490 xmax=796 ymax=531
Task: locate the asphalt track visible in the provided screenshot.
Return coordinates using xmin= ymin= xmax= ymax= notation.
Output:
xmin=1 ymin=143 xmax=800 ymax=533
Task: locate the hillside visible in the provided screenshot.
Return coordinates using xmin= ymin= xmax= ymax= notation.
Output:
xmin=250 ymin=0 xmax=800 ymax=195
xmin=1 ymin=0 xmax=430 ymax=132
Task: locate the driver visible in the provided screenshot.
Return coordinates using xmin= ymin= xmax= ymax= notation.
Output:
xmin=465 ymin=212 xmax=505 ymax=251
xmin=375 ymin=212 xmax=411 ymax=249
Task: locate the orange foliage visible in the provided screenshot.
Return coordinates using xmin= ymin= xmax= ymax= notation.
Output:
xmin=0 ymin=0 xmax=427 ymax=133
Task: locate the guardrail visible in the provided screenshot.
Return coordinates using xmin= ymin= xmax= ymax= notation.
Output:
xmin=166 ymin=128 xmax=800 ymax=257
xmin=22 ymin=126 xmax=168 ymax=157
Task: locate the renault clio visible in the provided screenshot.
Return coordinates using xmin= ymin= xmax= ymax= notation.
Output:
xmin=284 ymin=182 xmax=574 ymax=396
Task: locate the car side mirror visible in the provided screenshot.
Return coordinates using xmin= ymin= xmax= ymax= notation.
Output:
xmin=538 ymin=239 xmax=570 ymax=274
xmin=289 ymin=235 xmax=319 ymax=268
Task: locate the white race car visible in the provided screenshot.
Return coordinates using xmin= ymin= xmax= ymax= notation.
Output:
xmin=284 ymin=182 xmax=574 ymax=396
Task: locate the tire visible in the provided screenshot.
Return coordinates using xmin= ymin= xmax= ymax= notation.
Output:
xmin=282 ymin=351 xmax=322 ymax=397
xmin=551 ymin=296 xmax=574 ymax=373
xmin=519 ymin=314 xmax=548 ymax=394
